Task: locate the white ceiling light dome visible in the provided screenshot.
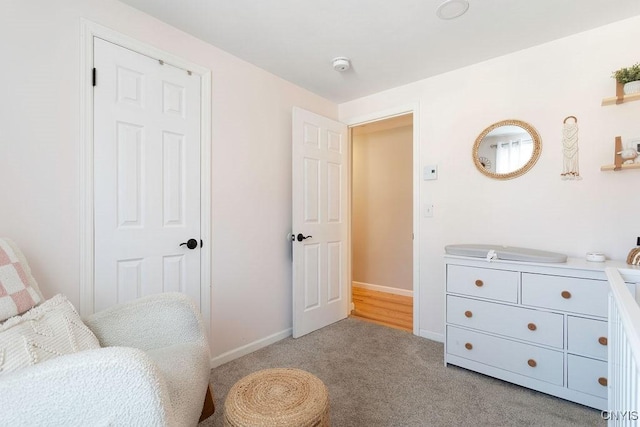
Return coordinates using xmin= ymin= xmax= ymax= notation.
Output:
xmin=436 ymin=0 xmax=469 ymax=20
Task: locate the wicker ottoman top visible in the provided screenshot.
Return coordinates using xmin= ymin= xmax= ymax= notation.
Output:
xmin=224 ymin=368 xmax=330 ymax=427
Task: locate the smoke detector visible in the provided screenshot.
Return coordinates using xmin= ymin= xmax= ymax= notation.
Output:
xmin=332 ymin=57 xmax=351 ymax=72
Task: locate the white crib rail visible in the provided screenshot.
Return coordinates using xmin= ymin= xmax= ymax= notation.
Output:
xmin=606 ymin=267 xmax=640 ymax=426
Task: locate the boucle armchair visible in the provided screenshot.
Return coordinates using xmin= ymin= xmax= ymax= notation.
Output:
xmin=0 ymin=239 xmax=214 ymax=426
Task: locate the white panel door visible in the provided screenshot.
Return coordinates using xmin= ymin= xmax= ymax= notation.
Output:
xmin=93 ymin=38 xmax=201 ymax=311
xmin=292 ymin=107 xmax=348 ymax=338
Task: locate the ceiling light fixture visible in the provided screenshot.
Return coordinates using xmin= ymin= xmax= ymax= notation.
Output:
xmin=436 ymin=0 xmax=469 ymax=20
xmin=332 ymin=57 xmax=351 ymax=72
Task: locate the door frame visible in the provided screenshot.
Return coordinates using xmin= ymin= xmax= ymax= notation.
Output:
xmin=78 ymin=20 xmax=212 ymax=334
xmin=342 ymin=103 xmax=420 ymax=335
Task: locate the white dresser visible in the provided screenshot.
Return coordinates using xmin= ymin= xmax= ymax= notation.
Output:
xmin=444 ymin=255 xmax=640 ymax=410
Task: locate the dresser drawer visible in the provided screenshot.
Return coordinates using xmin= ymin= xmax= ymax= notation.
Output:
xmin=521 ymin=274 xmax=608 ymax=317
xmin=567 ymin=354 xmax=608 ymax=398
xmin=447 ymin=295 xmax=564 ymax=348
xmin=447 ymin=265 xmax=518 ymax=303
xmin=567 ymin=316 xmax=608 ymax=361
xmin=447 ymin=326 xmax=564 ymax=386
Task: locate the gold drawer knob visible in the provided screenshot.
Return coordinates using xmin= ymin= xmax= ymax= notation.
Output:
xmin=527 ymin=359 xmax=537 ymax=368
xmin=598 ymin=377 xmax=608 ymax=387
xmin=561 ymin=290 xmax=572 ymax=299
xmin=475 ymin=279 xmax=484 ymax=287
xmin=465 ymin=343 xmax=473 ymax=350
xmin=527 ymin=323 xmax=537 ymax=331
xmin=598 ymin=337 xmax=608 ymax=346
xmin=464 ymin=310 xmax=473 ymax=318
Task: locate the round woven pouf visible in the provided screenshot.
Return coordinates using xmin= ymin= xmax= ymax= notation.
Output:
xmin=223 ymin=368 xmax=330 ymax=427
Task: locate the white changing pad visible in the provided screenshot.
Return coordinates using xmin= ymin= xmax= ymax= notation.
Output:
xmin=445 ymin=244 xmax=567 ymax=263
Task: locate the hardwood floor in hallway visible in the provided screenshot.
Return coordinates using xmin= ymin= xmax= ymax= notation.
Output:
xmin=350 ymin=286 xmax=413 ymax=332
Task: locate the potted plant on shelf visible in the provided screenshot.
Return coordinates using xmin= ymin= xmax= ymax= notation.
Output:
xmin=612 ymin=62 xmax=640 ymax=95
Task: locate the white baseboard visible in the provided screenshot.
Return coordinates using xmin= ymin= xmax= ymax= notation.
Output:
xmin=210 ymin=328 xmax=292 ymax=368
xmin=352 ymin=281 xmax=413 ymax=297
xmin=420 ymin=329 xmax=444 ymax=343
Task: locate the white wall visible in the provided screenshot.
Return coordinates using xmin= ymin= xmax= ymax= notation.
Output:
xmin=2 ymin=1 xmax=639 ymax=362
xmin=0 ymin=0 xmax=337 ymax=359
xmin=352 ymin=125 xmax=413 ymax=291
xmin=339 ymin=16 xmax=640 ymax=340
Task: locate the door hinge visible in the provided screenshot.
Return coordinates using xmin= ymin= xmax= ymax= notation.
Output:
xmin=92 ymin=68 xmax=96 ymax=87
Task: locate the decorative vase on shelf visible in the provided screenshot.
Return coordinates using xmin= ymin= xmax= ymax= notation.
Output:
xmin=623 ymin=80 xmax=640 ymax=95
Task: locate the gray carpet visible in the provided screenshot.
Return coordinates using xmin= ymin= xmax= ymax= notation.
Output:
xmin=201 ymin=318 xmax=604 ymax=426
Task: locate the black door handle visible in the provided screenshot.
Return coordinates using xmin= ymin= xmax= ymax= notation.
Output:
xmin=296 ymin=233 xmax=312 ymax=242
xmin=180 ymin=238 xmax=199 ymax=249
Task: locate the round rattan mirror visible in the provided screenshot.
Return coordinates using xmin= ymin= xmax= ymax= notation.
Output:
xmin=473 ymin=119 xmax=541 ymax=180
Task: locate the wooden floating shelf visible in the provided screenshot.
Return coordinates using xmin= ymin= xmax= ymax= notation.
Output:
xmin=600 ymin=85 xmax=640 ymax=170
xmin=602 ymin=81 xmax=640 ymax=106
xmin=602 ymin=92 xmax=640 ymax=106
xmin=600 ymin=163 xmax=640 ymax=171
xmin=600 ymin=136 xmax=640 ymax=171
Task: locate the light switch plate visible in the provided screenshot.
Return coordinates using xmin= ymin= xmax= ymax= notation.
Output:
xmin=424 ymin=204 xmax=434 ymax=218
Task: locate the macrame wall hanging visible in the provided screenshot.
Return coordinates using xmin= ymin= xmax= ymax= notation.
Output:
xmin=561 ymin=115 xmax=581 ymax=180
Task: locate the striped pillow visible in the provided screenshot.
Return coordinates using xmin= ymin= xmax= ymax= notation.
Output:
xmin=0 ymin=240 xmax=43 ymax=323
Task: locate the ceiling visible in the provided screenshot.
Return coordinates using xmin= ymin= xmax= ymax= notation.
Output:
xmin=118 ymin=0 xmax=640 ymax=103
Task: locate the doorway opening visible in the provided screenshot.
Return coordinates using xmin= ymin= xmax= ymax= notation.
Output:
xmin=349 ymin=113 xmax=414 ymax=332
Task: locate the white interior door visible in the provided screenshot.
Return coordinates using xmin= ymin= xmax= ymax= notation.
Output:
xmin=292 ymin=107 xmax=348 ymax=338
xmin=93 ymin=38 xmax=202 ymax=312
